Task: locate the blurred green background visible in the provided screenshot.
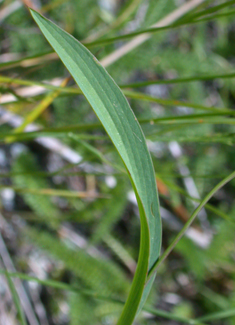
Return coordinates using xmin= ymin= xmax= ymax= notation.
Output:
xmin=0 ymin=0 xmax=235 ymax=324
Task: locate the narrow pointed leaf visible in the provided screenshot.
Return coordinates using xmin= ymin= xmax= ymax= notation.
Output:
xmin=30 ymin=9 xmax=161 ymax=325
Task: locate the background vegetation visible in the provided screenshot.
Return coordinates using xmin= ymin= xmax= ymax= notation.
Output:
xmin=0 ymin=0 xmax=235 ymax=324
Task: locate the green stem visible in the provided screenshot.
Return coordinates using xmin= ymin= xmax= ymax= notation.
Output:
xmin=121 ymin=72 xmax=235 ymax=88
xmin=144 ymin=306 xmax=206 ymax=324
xmin=84 ymin=4 xmax=235 ymax=48
xmin=147 ymin=170 xmax=235 ymax=280
xmin=197 ymin=309 xmax=235 ymax=322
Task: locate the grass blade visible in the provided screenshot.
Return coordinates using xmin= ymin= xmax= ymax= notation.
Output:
xmin=0 ymin=185 xmax=106 ymax=198
xmin=147 ymin=170 xmax=235 ymax=280
xmin=30 ymin=9 xmax=161 ymax=324
xmin=2 ymin=70 xmax=235 ymax=97
xmin=6 ymin=78 xmax=69 ymax=143
xmin=124 ymin=90 xmax=234 ymax=113
xmin=197 ymin=308 xmax=235 ymax=322
xmin=4 ymin=269 xmax=27 ymax=325
xmin=188 ymin=0 xmax=235 ymax=20
xmin=2 ymin=115 xmax=235 ymax=144
xmin=0 ymin=269 xmax=204 ymax=324
xmin=0 ymin=51 xmax=56 ymax=71
xmin=121 ymin=72 xmax=235 ymax=88
xmin=84 ymin=8 xmax=235 ymax=47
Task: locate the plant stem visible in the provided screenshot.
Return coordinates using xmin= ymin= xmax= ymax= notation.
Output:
xmin=147 ymin=170 xmax=235 ymax=280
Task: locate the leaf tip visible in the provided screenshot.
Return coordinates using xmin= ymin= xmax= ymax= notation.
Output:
xmin=28 ymin=7 xmax=42 ymax=22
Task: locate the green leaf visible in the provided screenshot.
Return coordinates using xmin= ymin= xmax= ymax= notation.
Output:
xmin=30 ymin=9 xmax=161 ymax=325
xmin=147 ymin=170 xmax=235 ymax=280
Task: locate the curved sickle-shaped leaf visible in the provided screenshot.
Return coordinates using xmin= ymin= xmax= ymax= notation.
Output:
xmin=30 ymin=9 xmax=161 ymax=324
